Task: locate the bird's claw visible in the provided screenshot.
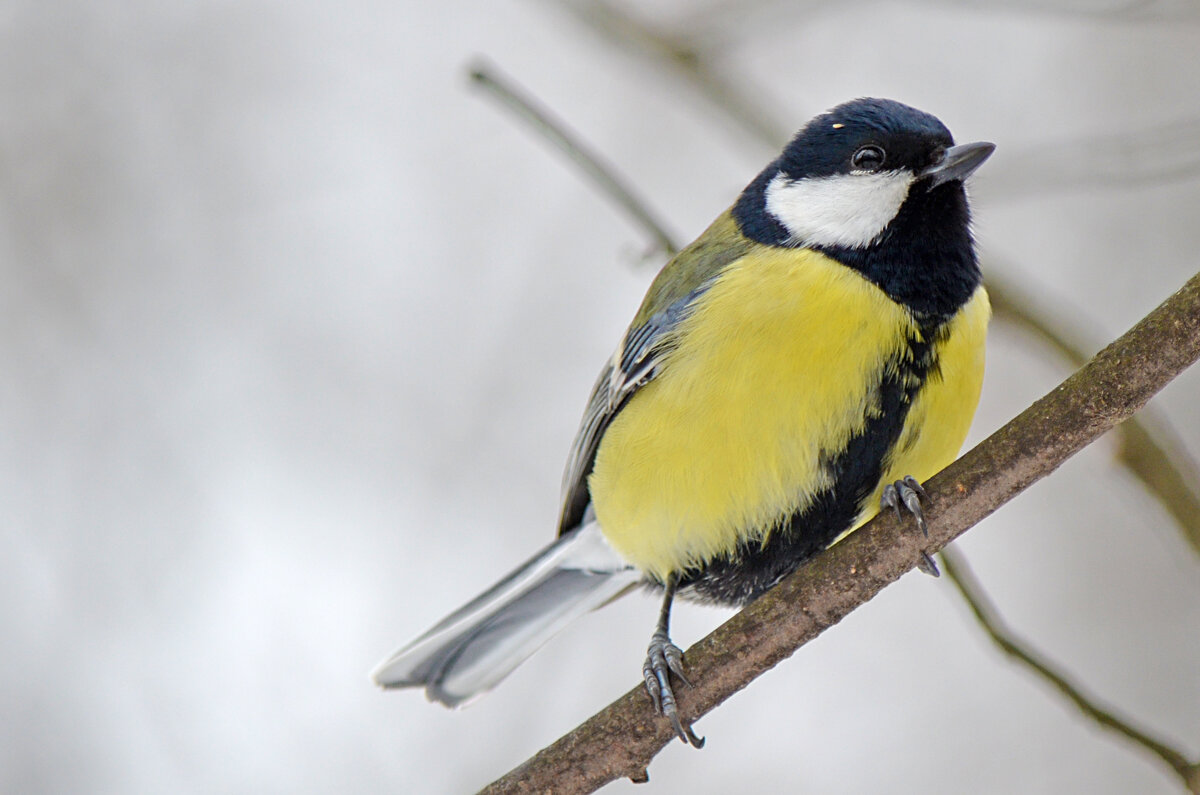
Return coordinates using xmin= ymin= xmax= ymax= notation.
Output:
xmin=881 ymin=476 xmax=939 ymax=577
xmin=643 ymin=630 xmax=704 ymax=747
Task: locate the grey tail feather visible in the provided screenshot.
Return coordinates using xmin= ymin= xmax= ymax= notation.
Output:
xmin=370 ymin=522 xmax=639 ymax=707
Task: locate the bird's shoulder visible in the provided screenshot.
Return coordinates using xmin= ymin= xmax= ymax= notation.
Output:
xmin=629 ymin=210 xmax=756 ymax=327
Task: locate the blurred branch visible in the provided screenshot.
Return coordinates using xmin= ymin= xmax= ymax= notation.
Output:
xmin=467 ymin=59 xmax=678 ymax=257
xmin=945 ymin=0 xmax=1200 ymax=23
xmin=940 ymin=547 xmax=1200 ymax=793
xmin=663 ymin=0 xmax=1200 ymax=45
xmin=984 ymin=270 xmax=1099 ymax=365
xmin=484 ymin=270 xmax=1200 ymax=794
xmin=547 ymin=0 xmax=790 ymax=146
xmin=1113 ymin=418 xmax=1200 ymax=556
xmin=983 ymin=118 xmax=1200 ymax=197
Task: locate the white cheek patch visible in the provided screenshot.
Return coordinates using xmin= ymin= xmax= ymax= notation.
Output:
xmin=764 ymin=170 xmax=914 ymax=249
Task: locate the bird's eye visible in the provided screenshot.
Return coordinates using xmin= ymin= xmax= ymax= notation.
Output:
xmin=851 ymin=145 xmax=886 ymax=172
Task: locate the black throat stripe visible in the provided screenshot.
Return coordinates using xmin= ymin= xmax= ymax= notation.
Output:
xmin=680 ymin=320 xmax=945 ymax=606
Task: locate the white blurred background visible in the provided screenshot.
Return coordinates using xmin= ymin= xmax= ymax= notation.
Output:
xmin=3 ymin=1 xmax=1199 ymax=792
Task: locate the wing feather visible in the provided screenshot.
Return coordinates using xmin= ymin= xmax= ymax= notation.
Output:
xmin=557 ymin=287 xmax=708 ymax=533
xmin=556 ymin=210 xmax=756 ymax=534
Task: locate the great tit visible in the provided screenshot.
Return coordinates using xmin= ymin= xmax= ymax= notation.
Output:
xmin=373 ymin=97 xmax=994 ymax=745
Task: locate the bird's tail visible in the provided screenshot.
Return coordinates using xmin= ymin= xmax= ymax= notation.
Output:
xmin=370 ymin=522 xmax=639 ymax=706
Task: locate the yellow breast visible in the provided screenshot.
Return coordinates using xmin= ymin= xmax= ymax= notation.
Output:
xmin=587 ymin=247 xmax=989 ymax=581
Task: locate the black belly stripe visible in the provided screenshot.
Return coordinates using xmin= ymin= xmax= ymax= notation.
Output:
xmin=679 ymin=320 xmax=946 ymax=606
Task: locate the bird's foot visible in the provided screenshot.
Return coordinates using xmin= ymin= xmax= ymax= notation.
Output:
xmin=642 ymin=630 xmax=704 ymax=747
xmin=881 ymin=475 xmax=939 ymax=577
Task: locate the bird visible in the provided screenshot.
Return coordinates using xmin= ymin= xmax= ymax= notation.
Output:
xmin=372 ymin=97 xmax=994 ymax=746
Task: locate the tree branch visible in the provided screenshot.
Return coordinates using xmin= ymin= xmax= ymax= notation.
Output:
xmin=939 ymin=547 xmax=1200 ymax=792
xmin=987 ymin=269 xmax=1200 ymax=557
xmin=467 ymin=59 xmax=678 ymax=257
xmin=481 ymin=270 xmax=1200 ymax=794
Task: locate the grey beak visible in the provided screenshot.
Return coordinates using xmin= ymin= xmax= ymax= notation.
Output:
xmin=922 ymin=141 xmax=995 ymax=187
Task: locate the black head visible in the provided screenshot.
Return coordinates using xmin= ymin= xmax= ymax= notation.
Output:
xmin=777 ymin=97 xmax=955 ymax=183
xmin=733 ymin=97 xmax=994 ymax=318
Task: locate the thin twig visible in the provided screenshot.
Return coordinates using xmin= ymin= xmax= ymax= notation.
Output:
xmin=482 ymin=270 xmax=1200 ymax=794
xmin=467 ymin=59 xmax=679 ymax=257
xmin=939 ymin=547 xmax=1200 ymax=792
